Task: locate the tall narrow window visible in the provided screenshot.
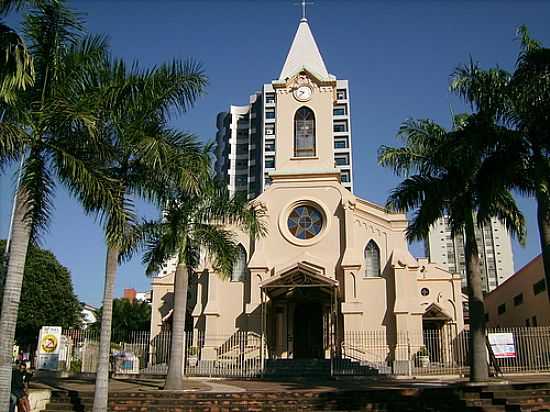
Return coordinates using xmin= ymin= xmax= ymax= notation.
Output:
xmin=294 ymin=107 xmax=316 ymax=157
xmin=231 ymin=244 xmax=247 ymax=282
xmin=364 ymin=240 xmax=381 ymax=277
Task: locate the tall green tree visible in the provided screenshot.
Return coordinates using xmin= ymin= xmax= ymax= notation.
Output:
xmin=451 ymin=26 xmax=550 ymax=300
xmin=378 ymin=113 xmax=525 ymax=382
xmin=0 ymin=2 xmax=117 ymax=408
xmin=0 ymin=240 xmax=81 ymax=347
xmin=89 ymin=298 xmax=151 ymax=343
xmin=89 ymin=58 xmax=208 ymax=412
xmin=135 ymin=182 xmax=266 ymax=390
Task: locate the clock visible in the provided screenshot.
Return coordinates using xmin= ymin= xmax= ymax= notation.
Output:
xmin=293 ymin=85 xmax=312 ymax=102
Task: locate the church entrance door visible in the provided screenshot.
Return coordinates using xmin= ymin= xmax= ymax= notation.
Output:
xmin=294 ymin=302 xmax=323 ymax=358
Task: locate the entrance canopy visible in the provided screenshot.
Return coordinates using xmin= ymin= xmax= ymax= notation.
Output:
xmin=422 ymin=303 xmax=452 ymax=330
xmin=423 ymin=303 xmax=452 ymax=322
xmin=260 ymin=262 xmax=338 ymax=299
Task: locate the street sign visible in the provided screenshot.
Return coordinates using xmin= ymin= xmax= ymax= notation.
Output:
xmin=36 ymin=326 xmax=62 ymax=370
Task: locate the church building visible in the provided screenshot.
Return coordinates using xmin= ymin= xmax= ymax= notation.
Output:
xmin=150 ymin=16 xmax=464 ymax=367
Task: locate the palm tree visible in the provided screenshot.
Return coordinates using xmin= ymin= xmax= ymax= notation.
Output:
xmin=0 ymin=2 xmax=117 ymax=409
xmin=134 ymin=182 xmax=266 ymax=390
xmin=89 ymin=58 xmax=208 ymax=411
xmin=378 ymin=113 xmax=526 ymax=382
xmin=0 ymin=0 xmax=35 ymax=103
xmin=451 ymin=26 xmax=550 ymax=300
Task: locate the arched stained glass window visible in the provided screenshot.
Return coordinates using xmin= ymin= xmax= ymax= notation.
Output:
xmin=231 ymin=244 xmax=247 ymax=282
xmin=365 ymin=240 xmax=381 ymax=277
xmin=294 ymin=107 xmax=316 ymax=157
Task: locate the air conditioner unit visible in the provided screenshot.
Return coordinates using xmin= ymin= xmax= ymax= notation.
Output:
xmin=265 ymin=129 xmax=274 ymax=135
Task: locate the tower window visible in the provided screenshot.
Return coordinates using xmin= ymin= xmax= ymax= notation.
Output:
xmin=335 ymin=153 xmax=350 ymax=166
xmin=294 ymin=107 xmax=316 ymax=157
xmin=364 ymin=240 xmax=381 ymax=277
xmin=340 ymin=169 xmax=350 ymax=183
xmin=333 ymin=105 xmax=347 ymax=116
xmin=333 ymin=120 xmax=348 ymax=133
xmin=265 ymin=156 xmax=275 ymax=169
xmin=334 ymin=136 xmax=349 ymax=149
xmin=336 ymin=89 xmax=347 ymax=100
xmin=533 ymin=279 xmax=546 ymax=295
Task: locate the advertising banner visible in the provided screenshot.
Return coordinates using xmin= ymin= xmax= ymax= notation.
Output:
xmin=488 ymin=332 xmax=516 ymax=358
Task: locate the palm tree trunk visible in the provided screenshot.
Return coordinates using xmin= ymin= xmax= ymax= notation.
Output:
xmin=535 ymin=189 xmax=550 ymax=302
xmin=92 ymin=245 xmax=119 ymax=412
xmin=0 ymin=191 xmax=32 ymax=411
xmin=464 ymin=212 xmax=489 ymax=382
xmin=164 ymin=261 xmax=189 ymax=390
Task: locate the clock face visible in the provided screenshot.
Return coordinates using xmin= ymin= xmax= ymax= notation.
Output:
xmin=294 ymin=86 xmax=312 ymax=102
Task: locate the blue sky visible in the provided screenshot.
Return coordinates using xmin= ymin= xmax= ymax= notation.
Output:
xmin=2 ymin=0 xmax=550 ymax=306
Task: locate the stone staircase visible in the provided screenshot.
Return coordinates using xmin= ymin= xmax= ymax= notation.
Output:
xmin=40 ymin=381 xmax=550 ymax=411
xmin=264 ymin=358 xmax=331 ymax=377
xmin=263 ymin=358 xmax=378 ymax=377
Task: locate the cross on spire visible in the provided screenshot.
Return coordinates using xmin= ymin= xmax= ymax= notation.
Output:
xmin=295 ymin=0 xmax=314 ymax=22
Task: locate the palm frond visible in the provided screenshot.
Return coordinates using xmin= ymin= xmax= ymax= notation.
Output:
xmin=0 ymin=21 xmax=34 ymax=103
xmin=139 ymin=59 xmax=208 ymax=119
xmin=139 ymin=220 xmax=177 ymax=276
xmin=23 ymin=0 xmax=83 ymax=99
xmin=19 ymin=147 xmax=55 ymax=243
xmin=46 ymin=137 xmax=119 ymax=214
xmin=378 ymin=119 xmax=449 ymax=176
xmin=0 ymin=0 xmax=36 ymax=15
xmin=0 ymin=120 xmax=29 ymax=170
xmin=450 ymin=59 xmax=511 ymax=118
xmin=516 ymin=25 xmax=541 ymax=53
xmin=477 ymin=189 xmax=526 ymax=245
xmin=386 ymin=175 xmax=448 ymax=214
xmin=192 ymin=223 xmax=238 ymax=279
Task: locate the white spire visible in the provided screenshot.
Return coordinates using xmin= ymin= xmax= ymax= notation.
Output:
xmin=279 ymin=20 xmax=330 ymax=81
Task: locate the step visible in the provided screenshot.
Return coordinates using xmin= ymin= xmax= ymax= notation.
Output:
xmin=41 ymin=386 xmax=550 ymax=412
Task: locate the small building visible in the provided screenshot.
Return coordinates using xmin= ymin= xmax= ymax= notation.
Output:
xmin=485 ymin=255 xmax=549 ymax=328
xmin=123 ymin=288 xmax=152 ymax=303
xmin=80 ymin=303 xmax=98 ymax=329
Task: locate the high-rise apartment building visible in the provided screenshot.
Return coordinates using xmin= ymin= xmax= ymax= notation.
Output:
xmin=214 ymin=22 xmax=354 ymax=198
xmin=425 ymin=217 xmax=515 ymax=292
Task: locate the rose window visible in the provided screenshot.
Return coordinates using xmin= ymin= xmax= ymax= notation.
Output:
xmin=287 ymin=205 xmax=323 ymax=239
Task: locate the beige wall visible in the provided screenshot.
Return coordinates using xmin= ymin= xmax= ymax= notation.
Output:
xmin=149 ymin=174 xmax=464 ymax=341
xmin=485 ymin=255 xmax=549 ymax=327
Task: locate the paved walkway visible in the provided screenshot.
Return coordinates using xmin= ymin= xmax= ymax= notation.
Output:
xmin=31 ymin=374 xmax=550 ymax=394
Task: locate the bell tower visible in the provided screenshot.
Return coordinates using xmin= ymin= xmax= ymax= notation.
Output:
xmin=271 ymin=68 xmax=338 ymax=174
xmin=215 ymin=16 xmax=354 ymax=197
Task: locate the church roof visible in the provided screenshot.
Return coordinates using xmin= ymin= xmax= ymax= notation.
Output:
xmin=279 ymin=19 xmax=330 ymax=81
